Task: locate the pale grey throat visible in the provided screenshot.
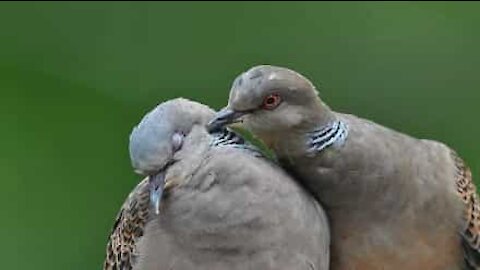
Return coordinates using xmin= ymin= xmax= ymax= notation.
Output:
xmin=307 ymin=120 xmax=349 ymax=154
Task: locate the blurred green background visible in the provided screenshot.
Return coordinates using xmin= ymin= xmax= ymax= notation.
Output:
xmin=2 ymin=2 xmax=479 ymax=269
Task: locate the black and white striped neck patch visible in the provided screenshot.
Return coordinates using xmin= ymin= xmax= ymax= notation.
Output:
xmin=210 ymin=128 xmax=263 ymax=157
xmin=307 ymin=120 xmax=348 ymax=154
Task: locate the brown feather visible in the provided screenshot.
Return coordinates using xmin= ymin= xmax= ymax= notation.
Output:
xmin=452 ymin=150 xmax=480 ymax=269
xmin=103 ymin=178 xmax=151 ymax=270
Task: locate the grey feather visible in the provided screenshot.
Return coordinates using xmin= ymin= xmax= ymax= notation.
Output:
xmin=105 ymin=98 xmax=330 ymax=270
xmin=215 ymin=65 xmax=479 ymax=269
xmin=129 ymin=98 xmax=215 ymax=175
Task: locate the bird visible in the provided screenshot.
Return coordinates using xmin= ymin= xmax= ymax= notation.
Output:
xmin=103 ymin=98 xmax=331 ymax=270
xmin=207 ymin=65 xmax=480 ymax=270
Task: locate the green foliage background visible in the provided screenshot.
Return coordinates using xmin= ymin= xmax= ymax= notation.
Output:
xmin=1 ymin=2 xmax=479 ymax=269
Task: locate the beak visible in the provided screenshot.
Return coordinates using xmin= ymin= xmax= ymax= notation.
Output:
xmin=207 ymin=107 xmax=249 ymax=133
xmin=149 ymin=171 xmax=166 ymax=215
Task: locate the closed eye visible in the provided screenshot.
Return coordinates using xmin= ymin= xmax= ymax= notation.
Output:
xmin=172 ymin=132 xmax=185 ymax=152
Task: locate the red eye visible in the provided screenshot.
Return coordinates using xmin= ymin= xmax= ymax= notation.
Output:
xmin=262 ymin=94 xmax=282 ymax=110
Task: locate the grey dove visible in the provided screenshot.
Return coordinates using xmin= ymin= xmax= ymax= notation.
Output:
xmin=208 ymin=65 xmax=480 ymax=270
xmin=103 ymin=98 xmax=331 ymax=270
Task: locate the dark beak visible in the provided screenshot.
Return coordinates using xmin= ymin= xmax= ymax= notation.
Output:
xmin=149 ymin=170 xmax=166 ymax=215
xmin=207 ymin=107 xmax=248 ymax=133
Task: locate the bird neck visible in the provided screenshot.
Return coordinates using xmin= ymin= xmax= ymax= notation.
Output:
xmin=305 ymin=120 xmax=349 ymax=155
xmin=271 ymin=99 xmax=347 ymax=159
xmin=169 ymin=126 xmax=212 ymax=180
xmin=300 ymin=98 xmax=336 ymax=129
xmin=210 ymin=128 xmax=263 ymax=157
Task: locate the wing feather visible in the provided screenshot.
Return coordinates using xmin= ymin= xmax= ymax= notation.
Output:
xmin=103 ymin=178 xmax=151 ymax=270
xmin=451 ymin=151 xmax=480 ymax=269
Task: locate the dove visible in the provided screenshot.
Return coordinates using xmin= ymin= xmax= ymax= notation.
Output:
xmin=208 ymin=65 xmax=480 ymax=270
xmin=103 ymin=98 xmax=330 ymax=270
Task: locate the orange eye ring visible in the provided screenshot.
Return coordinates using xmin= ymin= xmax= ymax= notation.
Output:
xmin=262 ymin=94 xmax=282 ymax=110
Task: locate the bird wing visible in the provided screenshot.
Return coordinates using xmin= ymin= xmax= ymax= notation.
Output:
xmin=103 ymin=178 xmax=151 ymax=270
xmin=452 ymin=150 xmax=480 ymax=269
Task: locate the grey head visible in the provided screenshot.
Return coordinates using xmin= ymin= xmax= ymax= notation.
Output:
xmin=129 ymin=98 xmax=215 ymax=213
xmin=130 ymin=98 xmax=215 ymax=175
xmin=208 ymin=65 xmax=333 ymax=136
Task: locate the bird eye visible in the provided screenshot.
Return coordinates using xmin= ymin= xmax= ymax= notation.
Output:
xmin=262 ymin=94 xmax=282 ymax=110
xmin=172 ymin=132 xmax=184 ymax=152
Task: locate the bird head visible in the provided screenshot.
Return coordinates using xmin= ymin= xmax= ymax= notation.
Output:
xmin=208 ymin=65 xmax=333 ymax=144
xmin=129 ymin=98 xmax=215 ymax=213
